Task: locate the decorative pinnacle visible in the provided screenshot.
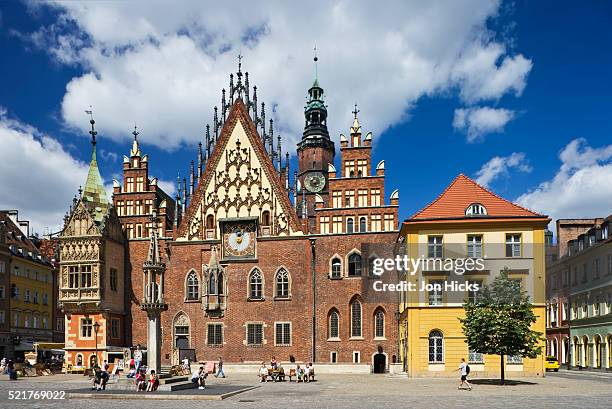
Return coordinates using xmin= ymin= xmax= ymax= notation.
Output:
xmin=85 ymin=106 xmax=97 ymax=145
xmin=313 ymin=44 xmax=318 ymax=80
xmin=237 ymin=53 xmax=243 ymax=73
xmin=132 ymin=124 xmax=139 ymax=140
xmin=352 ymin=103 xmax=360 ymax=119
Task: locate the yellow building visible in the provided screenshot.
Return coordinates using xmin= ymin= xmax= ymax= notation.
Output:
xmin=0 ymin=211 xmax=54 ymax=358
xmin=397 ymin=174 xmax=549 ymax=377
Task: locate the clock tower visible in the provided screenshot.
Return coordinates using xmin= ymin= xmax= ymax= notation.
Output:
xmin=297 ymin=57 xmax=335 ymax=226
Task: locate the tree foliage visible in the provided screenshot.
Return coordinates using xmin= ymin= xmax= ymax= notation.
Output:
xmin=459 ymin=268 xmax=543 ymax=384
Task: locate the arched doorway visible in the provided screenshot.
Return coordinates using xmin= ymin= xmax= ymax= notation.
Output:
xmin=173 ymin=312 xmax=191 ymax=348
xmin=373 ymin=353 xmax=387 ymax=373
xmin=562 ymin=337 xmax=569 ymax=365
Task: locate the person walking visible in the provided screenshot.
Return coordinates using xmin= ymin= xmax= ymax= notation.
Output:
xmin=455 ymin=358 xmax=472 ymax=390
xmin=215 ymin=356 xmax=225 ymax=378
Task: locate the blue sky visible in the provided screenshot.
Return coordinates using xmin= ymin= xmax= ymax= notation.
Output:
xmin=1 ymin=0 xmax=611 ymax=234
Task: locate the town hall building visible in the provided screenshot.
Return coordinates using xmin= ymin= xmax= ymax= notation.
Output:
xmin=59 ymin=61 xmax=400 ymax=372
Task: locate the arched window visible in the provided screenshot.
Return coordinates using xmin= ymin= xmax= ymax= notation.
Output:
xmin=348 ymin=253 xmax=362 ymax=277
xmin=465 ymin=203 xmax=487 ymax=216
xmin=261 ymin=210 xmax=271 ymax=226
xmin=374 ymin=309 xmax=385 ymax=338
xmin=275 ymin=268 xmax=290 ymax=298
xmin=217 ymin=272 xmax=224 ymax=295
xmin=428 ymin=330 xmax=444 ymax=363
xmin=208 ymin=272 xmax=216 ymax=295
xmin=206 ymin=214 xmax=215 ymax=229
xmin=359 ymin=217 xmax=367 ymax=232
xmin=350 ymin=299 xmax=362 ymax=338
xmin=329 ymin=309 xmax=340 ymax=339
xmin=346 ymin=218 xmax=354 ymax=234
xmin=186 ymin=271 xmax=199 ymax=300
xmin=249 ymin=269 xmax=263 ymax=299
xmin=331 ymin=257 xmax=342 ymax=279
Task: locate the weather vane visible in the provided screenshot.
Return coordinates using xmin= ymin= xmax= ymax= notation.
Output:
xmin=352 ymin=103 xmax=360 ymax=119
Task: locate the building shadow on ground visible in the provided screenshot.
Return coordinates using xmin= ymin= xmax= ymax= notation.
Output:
xmin=470 ymin=379 xmax=538 ymax=386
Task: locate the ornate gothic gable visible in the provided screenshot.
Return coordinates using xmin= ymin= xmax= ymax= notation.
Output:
xmin=62 ymin=200 xmax=101 ymax=238
xmin=177 ymin=99 xmax=301 ymax=241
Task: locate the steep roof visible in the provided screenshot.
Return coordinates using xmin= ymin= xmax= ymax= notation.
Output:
xmin=82 ymin=143 xmax=110 ymax=225
xmin=409 ymin=174 xmax=545 ymax=221
xmin=177 ymin=98 xmax=301 ymax=238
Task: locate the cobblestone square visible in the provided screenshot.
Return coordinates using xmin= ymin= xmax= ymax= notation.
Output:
xmin=2 ymin=371 xmax=611 ymax=409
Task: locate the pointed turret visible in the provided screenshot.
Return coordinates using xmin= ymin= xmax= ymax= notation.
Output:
xmin=82 ymin=117 xmax=110 ymax=223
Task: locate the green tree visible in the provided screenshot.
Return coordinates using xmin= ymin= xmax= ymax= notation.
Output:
xmin=459 ymin=268 xmax=543 ymax=385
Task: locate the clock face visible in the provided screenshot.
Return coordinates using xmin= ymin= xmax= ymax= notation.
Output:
xmin=222 ymin=220 xmax=256 ymax=259
xmin=304 ymin=172 xmax=326 ymax=193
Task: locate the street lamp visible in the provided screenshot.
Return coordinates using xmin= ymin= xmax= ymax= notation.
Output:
xmin=93 ymin=321 xmax=100 ymax=368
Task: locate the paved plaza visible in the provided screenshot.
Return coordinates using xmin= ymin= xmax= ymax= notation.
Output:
xmin=1 ymin=370 xmax=611 ymax=409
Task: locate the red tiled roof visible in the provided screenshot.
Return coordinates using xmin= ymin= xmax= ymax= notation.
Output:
xmin=409 ymin=174 xmax=545 ymax=221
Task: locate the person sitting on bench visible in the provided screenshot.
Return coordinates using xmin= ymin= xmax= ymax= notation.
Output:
xmin=191 ymin=366 xmax=207 ymax=390
xmin=259 ymin=362 xmax=269 ymax=382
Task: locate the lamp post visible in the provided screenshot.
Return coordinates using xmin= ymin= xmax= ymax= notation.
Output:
xmin=93 ymin=321 xmax=100 ymax=368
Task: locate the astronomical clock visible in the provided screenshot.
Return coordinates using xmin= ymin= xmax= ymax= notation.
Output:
xmin=221 ymin=217 xmax=257 ymax=260
xmin=304 ymin=171 xmax=326 ymax=193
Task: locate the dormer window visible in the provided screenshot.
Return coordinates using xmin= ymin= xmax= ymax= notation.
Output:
xmin=465 ymin=203 xmax=487 ymax=216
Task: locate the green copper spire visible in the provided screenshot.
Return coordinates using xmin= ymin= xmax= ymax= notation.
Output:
xmin=82 ymin=117 xmax=110 ymax=224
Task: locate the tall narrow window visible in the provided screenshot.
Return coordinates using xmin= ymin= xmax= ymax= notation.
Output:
xmin=80 ymin=265 xmax=92 ymax=288
xmin=81 ymin=318 xmax=93 ymax=338
xmin=428 ymin=330 xmax=444 ymax=363
xmin=246 ymin=323 xmax=263 ymax=346
xmin=346 ymin=218 xmax=354 ymax=234
xmin=359 ymin=217 xmax=367 ymax=233
xmin=427 ymin=236 xmax=443 ymax=258
xmin=467 ymin=235 xmax=482 ymax=258
xmin=69 ymin=266 xmax=79 ymax=289
xmin=207 ymin=323 xmax=223 ymax=345
xmin=350 ymin=300 xmax=362 ymax=338
xmin=275 ymin=322 xmax=291 ymax=346
xmin=217 ymin=272 xmax=224 ymax=295
xmin=329 ymin=310 xmax=339 ymax=339
xmin=261 ymin=211 xmax=271 ymax=226
xmin=506 ymin=234 xmax=521 ymax=257
xmin=331 ymin=258 xmax=342 ymax=279
xmin=348 ymin=253 xmax=362 ymax=277
xmin=249 ymin=269 xmax=263 ymax=299
xmin=186 ymin=272 xmax=199 ymax=300
xmin=208 ymin=272 xmax=217 ymax=295
xmin=374 ymin=309 xmax=385 ymax=338
xmin=275 ymin=268 xmax=290 ymax=298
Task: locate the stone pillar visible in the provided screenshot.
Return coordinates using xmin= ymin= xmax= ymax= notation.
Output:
xmin=147 ymin=310 xmax=162 ymax=373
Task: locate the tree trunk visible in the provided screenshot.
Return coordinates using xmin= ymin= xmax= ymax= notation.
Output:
xmin=500 ymin=353 xmax=505 ymax=385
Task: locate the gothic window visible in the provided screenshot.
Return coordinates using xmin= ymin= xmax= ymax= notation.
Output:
xmin=350 ymin=299 xmax=362 ymax=338
xmin=208 ymin=271 xmax=216 ymax=295
xmin=249 ymin=269 xmax=263 ymax=299
xmin=185 ymin=271 xmax=199 ymax=301
xmin=348 ymin=253 xmax=362 ymax=277
xmin=331 ymin=257 xmax=342 ymax=279
xmin=261 ymin=210 xmax=271 ymax=226
xmin=206 ymin=214 xmax=215 ymax=230
xmin=374 ymin=309 xmax=385 ymax=338
xmin=359 ymin=217 xmax=367 ymax=233
xmin=275 ymin=268 xmax=290 ymax=298
xmin=346 ymin=218 xmax=354 ymax=234
xmin=217 ymin=272 xmax=224 ymax=295
xmin=329 ymin=309 xmax=340 ymax=339
xmin=428 ymin=330 xmax=444 ymax=363
xmin=69 ymin=266 xmax=79 ymax=288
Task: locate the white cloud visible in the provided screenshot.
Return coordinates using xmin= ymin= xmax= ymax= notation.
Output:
xmin=453 ymin=106 xmax=515 ymax=142
xmin=0 ymin=109 xmax=90 ymax=235
xmin=19 ymin=0 xmax=531 ymax=150
xmin=157 ymin=179 xmax=176 ymax=198
xmin=517 ymin=139 xmax=612 ymax=223
xmin=474 ymin=152 xmax=532 ymax=187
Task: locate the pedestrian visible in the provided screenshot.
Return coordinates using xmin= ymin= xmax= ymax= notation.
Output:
xmin=215 ymin=356 xmax=225 ymax=378
xmin=455 ymin=358 xmax=472 ymax=391
xmin=133 ymin=345 xmax=143 ymax=372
